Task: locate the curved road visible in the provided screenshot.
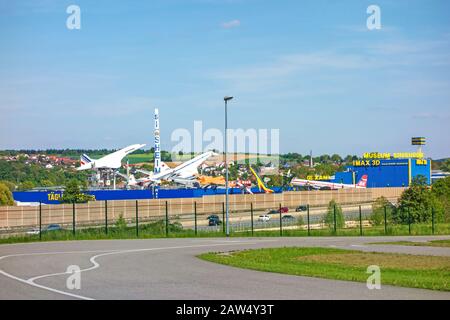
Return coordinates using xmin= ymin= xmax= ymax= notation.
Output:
xmin=0 ymin=236 xmax=449 ymax=300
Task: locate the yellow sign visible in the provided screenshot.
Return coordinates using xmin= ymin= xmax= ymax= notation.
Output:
xmin=363 ymin=153 xmax=391 ymax=159
xmin=353 ymin=160 xmax=381 ymax=167
xmin=47 ymin=192 xmax=96 ymax=202
xmin=47 ymin=192 xmax=62 ymax=201
xmin=307 ymin=175 xmax=331 ymax=181
xmin=393 ymin=152 xmax=424 ymax=159
xmin=363 ymin=152 xmax=424 ymax=159
xmin=416 ymin=159 xmax=428 ymax=166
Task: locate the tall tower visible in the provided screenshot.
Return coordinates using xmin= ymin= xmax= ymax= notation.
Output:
xmin=154 ymin=108 xmax=161 ymax=174
xmin=412 ymin=137 xmax=426 ymax=155
xmin=310 ymin=150 xmax=313 ymax=168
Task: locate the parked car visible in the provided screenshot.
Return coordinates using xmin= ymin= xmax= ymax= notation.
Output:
xmin=43 ymin=224 xmax=63 ymax=232
xmin=268 ymin=207 xmax=289 ymax=214
xmin=207 ymin=215 xmax=222 ymax=226
xmin=258 ymin=215 xmax=271 ymax=222
xmin=296 ymin=205 xmax=308 ymax=212
xmin=280 ymin=207 xmax=289 ymax=214
xmin=26 ymin=228 xmax=40 ymax=235
xmin=281 ymin=215 xmax=296 ymax=222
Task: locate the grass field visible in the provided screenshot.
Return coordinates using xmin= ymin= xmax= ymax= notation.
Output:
xmin=234 ymin=222 xmax=450 ymax=237
xmin=0 ymin=221 xmax=226 ymax=244
xmin=370 ymin=239 xmax=450 ymax=248
xmin=199 ymin=247 xmax=450 ymax=291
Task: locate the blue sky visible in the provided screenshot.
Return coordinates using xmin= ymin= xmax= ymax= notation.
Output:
xmin=0 ymin=0 xmax=449 ymax=158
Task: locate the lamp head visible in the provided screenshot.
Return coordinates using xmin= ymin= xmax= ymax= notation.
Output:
xmin=224 ymin=96 xmax=234 ymax=102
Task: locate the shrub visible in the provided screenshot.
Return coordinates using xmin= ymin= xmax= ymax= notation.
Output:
xmin=396 ymin=176 xmax=444 ymax=224
xmin=115 ymin=214 xmax=128 ymax=231
xmin=0 ymin=183 xmax=14 ymax=206
xmin=323 ymin=200 xmax=344 ymax=230
xmin=0 ymin=180 xmax=15 ymax=192
xmin=431 ymin=177 xmax=450 ymax=222
xmin=297 ymin=214 xmax=305 ymax=227
xmin=370 ymin=196 xmax=395 ymax=226
xmin=61 ymin=179 xmax=95 ymax=204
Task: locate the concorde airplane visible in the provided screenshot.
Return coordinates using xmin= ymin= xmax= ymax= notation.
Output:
xmin=290 ymin=175 xmax=368 ymax=190
xmin=77 ymin=144 xmax=146 ymax=171
xmin=128 ymin=151 xmax=216 ymax=188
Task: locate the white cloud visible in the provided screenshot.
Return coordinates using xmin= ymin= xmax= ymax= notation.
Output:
xmin=222 ymin=20 xmax=241 ymax=29
xmin=212 ymin=51 xmax=373 ymax=92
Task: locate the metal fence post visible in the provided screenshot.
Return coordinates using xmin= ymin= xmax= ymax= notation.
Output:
xmin=165 ymin=201 xmax=169 ymax=237
xmin=384 ymin=205 xmax=387 ymax=235
xmin=222 ymin=202 xmax=225 ymax=234
xmin=194 ymin=202 xmax=198 ymax=236
xmin=250 ymin=202 xmax=254 ymax=236
xmin=307 ymin=204 xmax=311 ymax=236
xmin=136 ymin=200 xmax=139 ymax=237
xmin=408 ymin=207 xmax=411 ymax=235
xmin=359 ymin=205 xmax=363 ymax=236
xmin=432 ymin=207 xmax=435 ymax=235
xmin=279 ymin=203 xmax=282 ymax=236
xmin=72 ymin=202 xmax=76 ymax=236
xmin=105 ymin=200 xmax=108 ymax=235
xmin=333 ymin=204 xmax=337 ymax=234
xmin=39 ymin=201 xmax=42 ymax=241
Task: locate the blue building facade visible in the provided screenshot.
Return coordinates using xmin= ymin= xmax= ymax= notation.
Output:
xmin=13 ymin=186 xmax=284 ymax=205
xmin=334 ymin=158 xmax=432 ymax=188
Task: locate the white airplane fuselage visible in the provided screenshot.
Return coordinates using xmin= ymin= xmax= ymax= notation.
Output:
xmin=77 ymin=144 xmax=146 ymax=171
xmin=291 ymin=175 xmax=368 ymax=190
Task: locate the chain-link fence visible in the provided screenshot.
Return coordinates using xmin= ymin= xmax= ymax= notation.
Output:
xmin=0 ymin=198 xmax=448 ymax=242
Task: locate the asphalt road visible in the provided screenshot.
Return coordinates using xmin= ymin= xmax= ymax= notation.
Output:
xmin=192 ymin=205 xmax=373 ymax=231
xmin=0 ymin=236 xmax=449 ymax=300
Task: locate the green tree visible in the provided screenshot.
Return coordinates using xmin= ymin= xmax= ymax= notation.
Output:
xmin=0 ymin=183 xmax=14 ymax=206
xmin=344 ymin=155 xmax=354 ymax=164
xmin=432 ymin=177 xmax=450 ymax=222
xmin=331 ymin=154 xmax=342 ymax=163
xmin=228 ymin=163 xmax=239 ymax=181
xmin=115 ymin=214 xmax=128 ymax=231
xmin=439 ymin=159 xmax=450 ymax=172
xmin=323 ymin=200 xmax=345 ymax=230
xmin=18 ymin=181 xmax=35 ymax=191
xmin=370 ymin=196 xmax=394 ymax=226
xmin=41 ymin=179 xmax=55 ymax=187
xmin=396 ymin=176 xmax=444 ymax=223
xmin=314 ymin=163 xmax=336 ymax=176
xmin=0 ymin=180 xmax=15 ymax=192
xmin=265 ymin=175 xmax=283 ymax=187
xmin=61 ymin=180 xmax=95 ymax=204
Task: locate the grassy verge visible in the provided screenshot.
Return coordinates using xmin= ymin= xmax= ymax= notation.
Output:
xmin=0 ymin=221 xmax=225 ymax=244
xmin=234 ymin=222 xmax=450 ymax=237
xmin=199 ymin=247 xmax=450 ymax=291
xmin=1 ymin=222 xmax=450 ymax=245
xmin=370 ymin=239 xmax=450 ymax=247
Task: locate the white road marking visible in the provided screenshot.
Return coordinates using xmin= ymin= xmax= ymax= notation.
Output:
xmin=0 ymin=240 xmax=275 ymax=300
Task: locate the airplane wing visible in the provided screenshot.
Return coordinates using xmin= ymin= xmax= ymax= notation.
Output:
xmin=165 ymin=151 xmax=214 ymax=180
xmin=100 ymin=144 xmax=146 ymax=168
xmin=138 ymin=151 xmax=214 ymax=186
xmin=135 ymin=168 xmax=154 ymax=176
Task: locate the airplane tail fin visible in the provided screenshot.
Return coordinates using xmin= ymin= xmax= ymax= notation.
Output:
xmin=249 ymin=166 xmax=274 ymax=194
xmin=357 ymin=175 xmax=368 ymax=188
xmin=80 ymin=154 xmax=93 ymax=166
xmin=160 ymin=162 xmax=171 ymax=173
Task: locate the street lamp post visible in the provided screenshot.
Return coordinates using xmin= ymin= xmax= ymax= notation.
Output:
xmin=224 ymin=96 xmax=233 ymax=237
